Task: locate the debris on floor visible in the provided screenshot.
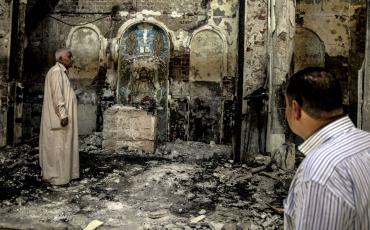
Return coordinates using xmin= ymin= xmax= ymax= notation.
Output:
xmin=0 ymin=133 xmax=294 ymax=229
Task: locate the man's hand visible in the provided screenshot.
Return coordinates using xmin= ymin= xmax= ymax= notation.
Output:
xmin=61 ymin=117 xmax=68 ymax=127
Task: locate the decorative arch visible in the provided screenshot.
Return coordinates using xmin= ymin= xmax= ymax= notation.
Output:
xmin=111 ymin=17 xmax=174 ymax=64
xmin=116 ymin=19 xmax=171 ymax=142
xmin=188 ymin=26 xmax=228 ymax=82
xmin=293 ymin=26 xmax=325 ymax=73
xmin=66 ymin=24 xmax=106 ymax=79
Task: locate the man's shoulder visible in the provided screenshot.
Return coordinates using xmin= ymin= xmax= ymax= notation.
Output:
xmin=301 ymin=128 xmax=370 ymax=184
xmin=46 ymin=64 xmax=62 ymax=76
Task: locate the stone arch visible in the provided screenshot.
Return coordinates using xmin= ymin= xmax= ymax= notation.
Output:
xmin=66 ymin=24 xmax=106 ymax=79
xmin=112 ymin=18 xmax=174 ymax=64
xmin=188 ymin=26 xmax=228 ymax=82
xmin=65 ymin=24 xmax=107 ymax=135
xmin=186 ymin=26 xmax=228 ymax=144
xmin=293 ymin=26 xmax=325 ymax=73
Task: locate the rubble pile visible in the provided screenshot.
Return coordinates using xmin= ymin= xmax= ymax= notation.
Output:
xmin=154 ymin=140 xmax=231 ymax=161
xmin=0 ymin=133 xmax=293 ymax=229
xmin=80 ymin=132 xmax=103 ymax=153
xmin=0 ymin=144 xmax=46 ymax=202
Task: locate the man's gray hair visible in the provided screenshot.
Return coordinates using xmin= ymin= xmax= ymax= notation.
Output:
xmin=55 ymin=48 xmax=71 ymax=61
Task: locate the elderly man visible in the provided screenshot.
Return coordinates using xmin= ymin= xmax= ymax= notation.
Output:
xmin=39 ymin=48 xmax=79 ymax=185
xmin=284 ymin=67 xmax=370 ymax=229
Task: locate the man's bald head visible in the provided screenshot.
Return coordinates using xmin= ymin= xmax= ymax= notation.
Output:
xmin=55 ymin=48 xmax=74 ymax=69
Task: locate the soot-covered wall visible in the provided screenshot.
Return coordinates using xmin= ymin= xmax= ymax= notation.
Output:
xmin=22 ymin=0 xmax=244 ymax=144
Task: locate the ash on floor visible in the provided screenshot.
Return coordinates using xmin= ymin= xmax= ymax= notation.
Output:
xmin=0 ymin=133 xmax=294 ymax=230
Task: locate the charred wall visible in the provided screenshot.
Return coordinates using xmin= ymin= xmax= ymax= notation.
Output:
xmin=0 ymin=0 xmax=12 ymax=147
xmin=295 ymin=0 xmax=366 ymax=123
xmin=4 ymin=0 xmax=365 ymax=157
xmin=268 ymin=0 xmax=367 ymax=168
xmin=241 ymin=0 xmax=269 ymax=156
xmin=22 ymin=0 xmax=240 ymax=144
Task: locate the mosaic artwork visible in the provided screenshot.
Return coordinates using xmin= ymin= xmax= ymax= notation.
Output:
xmin=119 ymin=23 xmax=169 ymax=60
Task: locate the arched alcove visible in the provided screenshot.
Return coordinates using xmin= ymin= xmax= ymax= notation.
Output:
xmin=117 ymin=22 xmax=170 ymax=142
xmin=189 ymin=29 xmax=226 ymax=82
xmin=66 ymin=24 xmax=103 ymax=79
xmin=187 ymin=27 xmax=228 ymax=143
xmin=66 ymin=24 xmax=105 ymax=135
xmin=293 ymin=27 xmax=325 ymax=73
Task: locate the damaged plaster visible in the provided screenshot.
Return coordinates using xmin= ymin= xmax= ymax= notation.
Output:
xmin=0 ymin=0 xmax=11 ymax=147
xmin=266 ymin=0 xmax=296 ymax=169
xmin=293 ymin=27 xmax=325 ymax=72
xmin=296 ymin=0 xmax=366 ymax=120
xmin=296 ymin=1 xmax=360 ymax=57
xmin=189 ymin=28 xmax=226 ymax=82
xmin=67 ymin=24 xmax=106 ymax=80
xmin=6 ymin=0 xmax=365 ymax=163
xmin=18 ymin=0 xmax=239 ymax=145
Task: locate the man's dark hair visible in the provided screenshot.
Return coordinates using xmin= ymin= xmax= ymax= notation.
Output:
xmin=285 ymin=67 xmax=343 ymax=120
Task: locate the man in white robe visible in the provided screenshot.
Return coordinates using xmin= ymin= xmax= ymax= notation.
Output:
xmin=39 ymin=48 xmax=79 ymax=185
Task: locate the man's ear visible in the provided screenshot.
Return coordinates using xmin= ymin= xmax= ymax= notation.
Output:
xmin=292 ymin=100 xmax=302 ymax=120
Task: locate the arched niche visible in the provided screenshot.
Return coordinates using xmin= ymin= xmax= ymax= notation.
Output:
xmin=186 ymin=27 xmax=228 ymax=144
xmin=117 ymin=22 xmax=170 ymax=142
xmin=189 ymin=28 xmax=227 ymax=82
xmin=293 ymin=27 xmax=325 ymax=73
xmin=66 ymin=24 xmax=106 ymax=135
xmin=66 ymin=24 xmax=103 ymax=79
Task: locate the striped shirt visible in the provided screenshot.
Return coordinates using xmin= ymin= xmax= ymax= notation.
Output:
xmin=284 ymin=116 xmax=370 ymax=230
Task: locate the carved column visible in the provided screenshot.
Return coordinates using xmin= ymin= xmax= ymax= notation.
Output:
xmin=266 ymin=0 xmax=295 ymax=170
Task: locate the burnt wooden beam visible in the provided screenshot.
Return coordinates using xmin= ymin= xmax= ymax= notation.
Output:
xmin=233 ymin=0 xmax=246 ymax=163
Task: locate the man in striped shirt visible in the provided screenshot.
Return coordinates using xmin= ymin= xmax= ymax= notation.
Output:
xmin=284 ymin=67 xmax=370 ymax=229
